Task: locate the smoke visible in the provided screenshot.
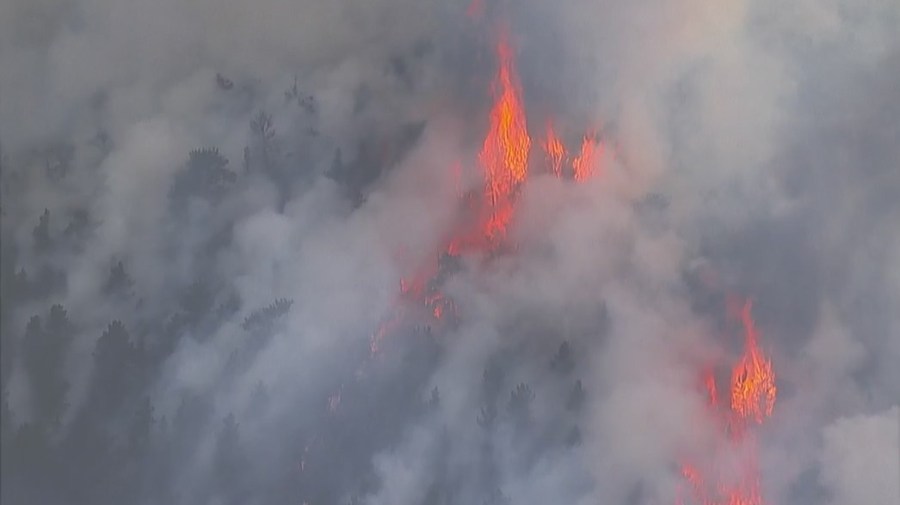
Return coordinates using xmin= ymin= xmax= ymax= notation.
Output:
xmin=820 ymin=407 xmax=900 ymax=505
xmin=1 ymin=0 xmax=899 ymax=505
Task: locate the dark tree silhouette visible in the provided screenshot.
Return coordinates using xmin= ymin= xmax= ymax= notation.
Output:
xmin=169 ymin=148 xmax=236 ymax=210
xmin=91 ymin=320 xmax=136 ymax=410
xmin=507 ymin=383 xmax=535 ymax=421
xmin=241 ymin=297 xmax=294 ymax=334
xmin=22 ymin=305 xmax=72 ymax=431
xmin=32 ymin=209 xmax=51 ymax=253
xmin=567 ymin=379 xmax=586 ymax=412
xmin=550 ymin=341 xmax=575 ymax=375
xmin=212 ymin=413 xmax=249 ymax=505
xmin=103 ymin=260 xmax=135 ymax=298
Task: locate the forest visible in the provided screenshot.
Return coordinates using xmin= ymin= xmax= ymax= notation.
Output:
xmin=1 ymin=1 xmax=899 ymax=505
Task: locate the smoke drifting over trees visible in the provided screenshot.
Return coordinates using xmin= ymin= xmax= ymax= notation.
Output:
xmin=1 ymin=1 xmax=899 ymax=505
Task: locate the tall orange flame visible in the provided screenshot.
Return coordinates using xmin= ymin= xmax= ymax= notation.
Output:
xmin=479 ymin=31 xmax=531 ymax=240
xmin=679 ymin=299 xmax=776 ymax=505
xmin=370 ymin=13 xmax=607 ymax=355
xmin=542 ymin=122 xmax=566 ymax=177
xmin=572 ymin=133 xmax=599 ymax=183
xmin=730 ymin=301 xmax=777 ymax=425
xmin=541 ymin=123 xmax=602 ymax=182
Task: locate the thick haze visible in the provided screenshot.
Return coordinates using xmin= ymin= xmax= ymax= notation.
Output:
xmin=1 ymin=0 xmax=899 ymax=505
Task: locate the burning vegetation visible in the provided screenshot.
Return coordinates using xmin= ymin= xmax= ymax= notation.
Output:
xmin=19 ymin=0 xmax=894 ymax=503
xmin=365 ymin=8 xmax=781 ymax=504
xmin=371 ymin=14 xmax=604 ymax=354
xmin=679 ymin=300 xmax=777 ymax=505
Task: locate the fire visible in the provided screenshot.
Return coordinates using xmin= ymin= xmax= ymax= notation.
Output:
xmin=702 ymin=368 xmax=719 ymax=409
xmin=370 ymin=309 xmax=403 ymax=354
xmin=369 ymin=9 xmax=605 ymax=355
xmin=540 ymin=122 xmax=603 ymax=182
xmin=572 ymin=133 xmax=599 ymax=183
xmin=730 ymin=301 xmax=777 ymax=425
xmin=542 ymin=122 xmax=566 ymax=177
xmin=679 ymin=299 xmax=777 ymax=505
xmin=679 ymin=462 xmax=765 ymax=505
xmin=479 ymin=30 xmax=531 ymax=241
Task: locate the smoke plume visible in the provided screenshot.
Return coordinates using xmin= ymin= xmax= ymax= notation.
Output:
xmin=1 ymin=0 xmax=898 ymax=505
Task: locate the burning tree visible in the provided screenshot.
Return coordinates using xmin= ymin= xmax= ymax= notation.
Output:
xmin=679 ymin=300 xmax=777 ymax=505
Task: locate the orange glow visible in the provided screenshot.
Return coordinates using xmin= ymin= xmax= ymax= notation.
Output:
xmin=370 ymin=309 xmax=403 ymax=355
xmin=542 ymin=122 xmax=566 ymax=177
xmin=572 ymin=133 xmax=599 ymax=183
xmin=702 ymin=368 xmax=719 ymax=409
xmin=466 ymin=0 xmax=484 ymax=20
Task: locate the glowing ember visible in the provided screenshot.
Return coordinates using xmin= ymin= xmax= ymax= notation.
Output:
xmin=679 ymin=299 xmax=776 ymax=505
xmin=426 ymin=291 xmax=455 ymax=321
xmin=371 ymin=309 xmax=403 ymax=354
xmin=466 ymin=0 xmax=485 ymax=20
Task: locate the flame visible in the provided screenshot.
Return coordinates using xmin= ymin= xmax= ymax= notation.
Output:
xmin=702 ymin=368 xmax=719 ymax=409
xmin=542 ymin=122 xmax=566 ymax=177
xmin=540 ymin=122 xmax=603 ymax=182
xmin=679 ymin=462 xmax=765 ymax=505
xmin=730 ymin=301 xmax=777 ymax=425
xmin=370 ymin=13 xmax=607 ymax=355
xmin=370 ymin=30 xmax=532 ymax=354
xmin=572 ymin=133 xmax=599 ymax=183
xmin=679 ymin=299 xmax=776 ymax=505
xmin=371 ymin=309 xmax=403 ymax=354
xmin=426 ymin=291 xmax=455 ymax=321
xmin=479 ymin=30 xmax=531 ymax=241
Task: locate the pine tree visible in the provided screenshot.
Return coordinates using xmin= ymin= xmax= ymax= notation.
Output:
xmin=567 ymin=380 xmax=586 ymax=412
xmin=0 ymin=245 xmax=22 ymax=383
xmin=508 ymin=383 xmax=534 ymax=420
xmin=22 ymin=305 xmax=72 ymax=431
xmin=127 ymin=396 xmax=155 ymax=456
xmin=169 ymin=148 xmax=236 ymax=210
xmin=0 ymin=388 xmax=14 ymax=487
xmin=91 ymin=320 xmax=135 ymax=410
xmin=6 ymin=422 xmax=52 ymax=503
xmin=213 ymin=413 xmax=248 ymax=504
xmin=103 ymin=260 xmax=135 ymax=298
xmin=550 ymin=341 xmax=575 ymax=375
xmin=33 ymin=209 xmax=51 ymax=253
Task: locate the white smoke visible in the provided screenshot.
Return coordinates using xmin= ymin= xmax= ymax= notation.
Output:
xmin=1 ymin=0 xmax=898 ymax=504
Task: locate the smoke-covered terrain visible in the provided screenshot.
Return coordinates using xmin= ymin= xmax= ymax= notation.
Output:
xmin=1 ymin=0 xmax=899 ymax=504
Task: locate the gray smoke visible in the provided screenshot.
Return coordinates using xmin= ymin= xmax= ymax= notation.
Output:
xmin=1 ymin=0 xmax=898 ymax=505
